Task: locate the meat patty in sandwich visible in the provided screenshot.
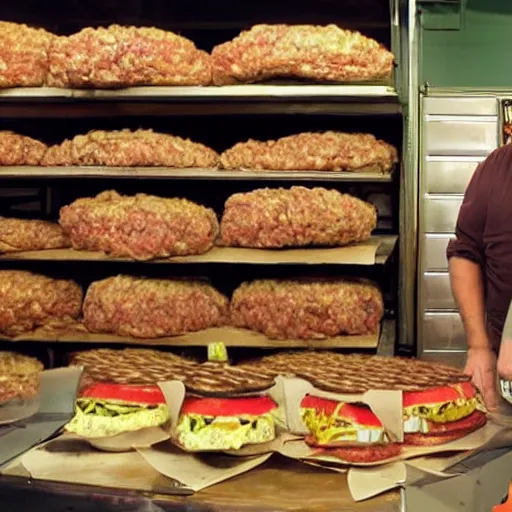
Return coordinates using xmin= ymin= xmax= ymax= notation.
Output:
xmin=403 ymin=381 xmax=487 ymax=445
xmin=176 ymin=396 xmax=278 ymax=451
xmin=66 ymin=383 xmax=168 ymax=438
xmin=301 ymin=395 xmax=401 ymax=462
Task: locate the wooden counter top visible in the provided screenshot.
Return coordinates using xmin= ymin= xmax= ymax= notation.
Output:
xmin=0 ymin=456 xmax=401 ymax=512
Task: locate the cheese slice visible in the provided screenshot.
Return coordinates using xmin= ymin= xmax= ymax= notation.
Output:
xmin=176 ymin=413 xmax=276 ymax=451
xmin=66 ymin=403 xmax=168 ymax=438
xmin=301 ymin=406 xmax=387 ymax=445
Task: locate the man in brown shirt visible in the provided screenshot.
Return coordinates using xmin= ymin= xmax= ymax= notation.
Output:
xmin=447 ymin=144 xmax=512 ymax=409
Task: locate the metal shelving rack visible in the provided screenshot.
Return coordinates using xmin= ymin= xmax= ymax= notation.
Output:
xmin=0 ymin=0 xmax=412 ymax=359
xmin=0 ymin=1 xmax=415 ymax=510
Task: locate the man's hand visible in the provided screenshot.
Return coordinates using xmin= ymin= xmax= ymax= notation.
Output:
xmin=465 ymin=346 xmax=498 ymax=411
xmin=449 ymin=257 xmax=497 ymax=408
xmin=498 ymin=341 xmax=512 ymax=381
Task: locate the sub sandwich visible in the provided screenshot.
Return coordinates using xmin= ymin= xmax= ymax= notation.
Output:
xmin=301 ymin=395 xmax=401 ymax=462
xmin=176 ymin=396 xmax=278 ymax=451
xmin=403 ymin=381 xmax=487 ymax=445
xmin=66 ymin=383 xmax=169 ymax=438
xmin=300 ymin=381 xmax=487 ymax=461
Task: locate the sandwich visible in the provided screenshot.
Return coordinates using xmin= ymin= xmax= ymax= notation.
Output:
xmin=403 ymin=381 xmax=487 ymax=445
xmin=301 ymin=395 xmax=401 ymax=462
xmin=176 ymin=396 xmax=278 ymax=451
xmin=66 ymin=383 xmax=169 ymax=438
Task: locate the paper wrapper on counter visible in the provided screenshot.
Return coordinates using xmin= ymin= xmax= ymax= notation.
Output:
xmin=347 ymin=416 xmax=512 ymax=502
xmin=137 ymin=445 xmax=272 ymax=492
xmin=2 ymin=437 xmax=188 ymax=496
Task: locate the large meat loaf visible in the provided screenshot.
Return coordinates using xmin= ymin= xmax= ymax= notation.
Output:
xmin=0 ymin=217 xmax=70 ymax=253
xmin=0 ymin=22 xmax=54 ymax=88
xmin=220 ymin=132 xmax=398 ymax=173
xmin=83 ymin=275 xmax=229 ymax=338
xmin=0 ymin=270 xmax=83 ymax=336
xmin=231 ymin=279 xmax=383 ymax=339
xmin=41 ymin=129 xmax=219 ymax=168
xmin=220 ymin=186 xmax=376 ymax=248
xmin=47 ymin=25 xmax=212 ymax=88
xmin=59 ymin=190 xmax=219 ymax=260
xmin=0 ymin=131 xmax=48 ymax=166
xmin=212 ymin=24 xmax=394 ymax=85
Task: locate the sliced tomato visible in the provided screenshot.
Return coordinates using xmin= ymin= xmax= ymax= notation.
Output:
xmin=301 ymin=395 xmax=339 ymax=415
xmin=80 ymin=383 xmax=165 ymax=405
xmin=181 ymin=396 xmax=277 ymax=416
xmin=339 ymin=403 xmax=382 ymax=428
xmin=403 ymin=382 xmax=476 ymax=408
xmin=300 ymin=395 xmax=382 ymax=428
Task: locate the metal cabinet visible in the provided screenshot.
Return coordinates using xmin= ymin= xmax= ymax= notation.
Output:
xmin=424 ymin=117 xmax=498 ymax=156
xmin=423 ymin=196 xmax=463 ymax=233
xmin=418 ymin=94 xmax=499 ymax=365
xmin=424 ymin=157 xmax=485 ymax=194
xmin=422 ymin=273 xmax=457 ymax=310
xmin=421 ymin=234 xmax=454 ymax=271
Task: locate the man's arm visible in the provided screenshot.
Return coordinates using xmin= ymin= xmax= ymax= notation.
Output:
xmin=447 ymin=154 xmax=495 ymax=346
xmin=449 ymin=257 xmax=490 ymax=350
xmin=446 ymin=151 xmax=501 ymax=409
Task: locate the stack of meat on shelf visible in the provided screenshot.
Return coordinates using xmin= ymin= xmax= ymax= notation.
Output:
xmin=0 ymin=21 xmax=394 ymax=88
xmin=0 ymin=130 xmax=398 ymax=175
xmin=0 ymin=128 xmax=397 ymax=342
xmin=0 ymin=42 xmax=397 ymax=344
xmin=0 ymin=129 xmax=392 ymax=344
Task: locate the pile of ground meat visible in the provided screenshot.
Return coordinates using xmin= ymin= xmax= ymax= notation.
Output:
xmin=0 ymin=270 xmax=82 ymax=336
xmin=59 ymin=190 xmax=219 ymax=260
xmin=212 ymin=24 xmax=394 ymax=85
xmin=220 ymin=186 xmax=377 ymax=248
xmin=230 ymin=278 xmax=383 ymax=339
xmin=83 ymin=275 xmax=229 ymax=338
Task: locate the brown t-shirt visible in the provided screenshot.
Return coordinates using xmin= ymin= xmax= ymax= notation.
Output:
xmin=447 ymin=144 xmax=512 ymax=350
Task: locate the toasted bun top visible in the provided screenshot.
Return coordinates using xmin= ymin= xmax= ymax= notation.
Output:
xmin=80 ymin=383 xmax=166 ymax=405
xmin=300 ymin=395 xmax=382 ymax=427
xmin=403 ymin=382 xmax=476 ymax=408
xmin=181 ymin=396 xmax=277 ymax=416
